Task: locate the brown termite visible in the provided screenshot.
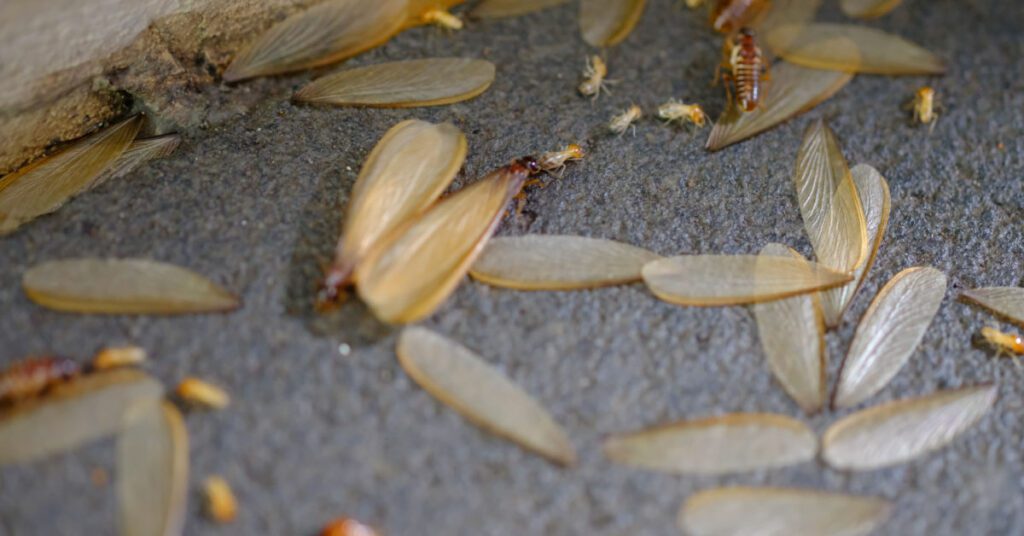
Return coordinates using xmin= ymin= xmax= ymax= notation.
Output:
xmin=658 ymin=100 xmax=708 ymax=129
xmin=578 ymin=55 xmax=612 ymax=100
xmin=717 ymin=27 xmax=768 ymax=112
xmin=0 ymin=356 xmax=81 ymax=405
xmin=609 ymin=105 xmax=643 ymax=136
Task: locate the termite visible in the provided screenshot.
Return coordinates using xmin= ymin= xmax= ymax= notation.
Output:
xmin=421 ymin=9 xmax=463 ymax=30
xmin=710 ymin=0 xmax=771 ymax=34
xmin=980 ymin=327 xmax=1023 ymax=364
xmin=609 ymin=105 xmax=643 ymax=136
xmin=537 ymin=144 xmax=586 ymax=176
xmin=321 ymin=517 xmax=379 ymax=536
xmin=0 ymin=356 xmax=81 ymax=404
xmin=910 ymin=86 xmax=938 ymax=131
xmin=578 ymin=55 xmax=612 ymax=100
xmin=92 ymin=346 xmax=147 ymax=370
xmin=717 ymin=27 xmax=768 ymax=112
xmin=657 ymin=100 xmax=708 ymax=129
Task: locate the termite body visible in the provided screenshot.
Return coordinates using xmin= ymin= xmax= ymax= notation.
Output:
xmin=719 ymin=28 xmax=767 ymax=112
xmin=0 ymin=356 xmax=80 ymax=404
xmin=609 ymin=105 xmax=643 ymax=135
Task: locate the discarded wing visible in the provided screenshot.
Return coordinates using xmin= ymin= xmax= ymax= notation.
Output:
xmin=766 ymin=23 xmax=945 ymax=75
xmin=823 ymin=384 xmax=996 ymax=470
xmin=118 ymin=400 xmax=189 ymax=536
xmin=579 ymin=0 xmax=646 ymax=46
xmin=840 ymin=0 xmax=903 ymax=19
xmin=603 ymin=413 xmax=816 ymax=474
xmin=0 ymin=369 xmax=163 ymax=464
xmin=176 ymin=377 xmax=231 ymax=409
xmin=833 ymin=267 xmax=947 ymax=408
xmin=819 ymin=164 xmax=891 ymax=327
xmin=961 ymin=287 xmax=1024 ymax=326
xmin=472 ymin=0 xmax=568 ymax=18
xmin=752 ymin=244 xmax=826 ymax=414
xmin=793 ymin=119 xmax=868 ymax=276
xmin=705 ymin=62 xmax=852 ymax=151
xmin=680 ymin=486 xmax=892 ymax=536
xmin=23 ymin=258 xmax=240 ymax=314
xmin=642 ymin=254 xmax=852 ymax=306
xmin=0 ymin=116 xmax=141 ymax=235
xmin=756 ymin=0 xmax=822 ymax=34
xmin=223 ymin=0 xmax=409 ymax=81
xmin=396 ymin=327 xmax=576 ymax=465
xmin=355 ymin=161 xmax=531 ymax=324
xmin=470 ymin=235 xmax=661 ymax=290
xmin=90 ymin=134 xmax=181 ymax=190
xmin=294 ymin=58 xmax=496 ymax=107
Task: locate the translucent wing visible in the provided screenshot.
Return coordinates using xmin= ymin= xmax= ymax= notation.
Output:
xmin=471 ymin=0 xmax=569 ymax=18
xmin=752 ymin=244 xmax=826 ymax=414
xmin=820 ymin=164 xmax=891 ymax=327
xmin=756 ymin=0 xmax=821 ymax=34
xmin=833 ymin=267 xmax=947 ymax=408
xmin=0 ymin=115 xmax=141 ymax=235
xmin=331 ymin=120 xmax=467 ymax=282
xmin=642 ymin=254 xmax=852 ymax=306
xmin=766 ymin=23 xmax=945 ymax=75
xmin=0 ymin=369 xmax=163 ymax=464
xmin=579 ymin=0 xmax=646 ymax=47
xmin=355 ymin=162 xmax=529 ymax=323
xmin=23 ymin=258 xmax=240 ymax=314
xmin=793 ymin=119 xmax=868 ymax=275
xmin=294 ymin=58 xmax=495 ymax=107
xmin=705 ymin=62 xmax=852 ymax=151
xmin=396 ymin=327 xmax=576 ymax=465
xmin=470 ymin=235 xmax=661 ymax=290
xmin=840 ymin=0 xmax=903 ymax=19
xmin=118 ymin=401 xmax=189 ymax=536
xmin=603 ymin=413 xmax=816 ymax=474
xmin=680 ymin=487 xmax=892 ymax=536
xmin=822 ymin=385 xmax=996 ymax=471
xmin=222 ymin=0 xmax=408 ymax=82
xmin=91 ymin=134 xmax=181 ymax=190
xmin=961 ymin=287 xmax=1024 ymax=326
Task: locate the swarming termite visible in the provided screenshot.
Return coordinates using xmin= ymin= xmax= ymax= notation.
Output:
xmin=0 ymin=356 xmax=81 ymax=404
xmin=658 ymin=100 xmax=708 ymax=129
xmin=980 ymin=327 xmax=1023 ymax=364
xmin=421 ymin=9 xmax=464 ymax=30
xmin=909 ymin=86 xmax=938 ymax=130
xmin=710 ymin=0 xmax=771 ymax=34
xmin=578 ymin=55 xmax=612 ymax=100
xmin=609 ymin=105 xmax=643 ymax=135
xmin=537 ymin=144 xmax=586 ymax=176
xmin=717 ymin=27 xmax=768 ymax=112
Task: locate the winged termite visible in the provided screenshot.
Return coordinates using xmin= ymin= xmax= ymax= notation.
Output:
xmin=822 ymin=384 xmax=996 ymax=470
xmin=819 ymin=164 xmax=890 ymax=327
xmin=642 ymin=254 xmax=852 ymax=306
xmin=840 ymin=0 xmax=903 ymax=19
xmin=705 ymin=62 xmax=852 ymax=151
xmin=176 ymin=377 xmax=230 ymax=409
xmin=961 ymin=287 xmax=1024 ymax=326
xmin=355 ymin=158 xmax=540 ymax=324
xmin=0 ymin=356 xmax=81 ymax=404
xmin=579 ymin=0 xmax=647 ymax=47
xmin=0 ymin=369 xmax=163 ymax=464
xmin=603 ymin=413 xmax=816 ymax=474
xmin=752 ymin=244 xmax=826 ymax=414
xmin=90 ymin=134 xmax=181 ymax=190
xmin=471 ymin=0 xmax=569 ymax=18
xmin=92 ymin=346 xmax=147 ymax=371
xmin=317 ymin=120 xmax=467 ymax=308
xmin=294 ymin=58 xmax=495 ymax=107
xmin=0 ymin=115 xmax=141 ymax=235
xmin=793 ymin=119 xmax=868 ymax=277
xmin=396 ymin=327 xmax=576 ymax=465
xmin=679 ymin=486 xmax=892 ymax=536
xmin=203 ymin=475 xmax=239 ymax=523
xmin=658 ymin=100 xmax=708 ymax=128
xmin=765 ymin=23 xmax=945 ymax=75
xmin=710 ymin=0 xmax=771 ymax=34
xmin=609 ymin=105 xmax=642 ymax=135
xmin=980 ymin=327 xmax=1024 ymax=361
xmin=470 ymin=235 xmax=661 ymax=290
xmin=23 ymin=258 xmax=240 ymax=314
xmin=832 ymin=267 xmax=947 ymax=409
xmin=578 ymin=55 xmax=612 ymax=100
xmin=118 ymin=400 xmax=189 ymax=536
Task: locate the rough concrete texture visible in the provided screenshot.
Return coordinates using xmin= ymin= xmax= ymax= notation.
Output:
xmin=1 ymin=0 xmax=1023 ymax=534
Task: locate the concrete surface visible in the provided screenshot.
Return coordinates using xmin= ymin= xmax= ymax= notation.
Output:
xmin=1 ymin=0 xmax=1023 ymax=534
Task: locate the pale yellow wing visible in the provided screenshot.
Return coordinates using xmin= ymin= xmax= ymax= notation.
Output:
xmin=355 ymin=163 xmax=529 ymax=323
xmin=757 ymin=0 xmax=821 ymax=34
xmin=680 ymin=486 xmax=892 ymax=536
xmin=91 ymin=134 xmax=181 ymax=190
xmin=823 ymin=385 xmax=996 ymax=470
xmin=642 ymin=254 xmax=852 ymax=306
xmin=332 ymin=120 xmax=467 ymax=280
xmin=766 ymin=23 xmax=945 ymax=75
xmin=223 ymin=0 xmax=408 ymax=82
xmin=579 ymin=0 xmax=646 ymax=46
xmin=961 ymin=287 xmax=1024 ymax=326
xmin=396 ymin=327 xmax=576 ymax=465
xmin=0 ymin=115 xmax=141 ymax=235
xmin=603 ymin=413 xmax=816 ymax=474
xmin=470 ymin=234 xmax=661 ymax=290
xmin=705 ymin=62 xmax=853 ymax=152
xmin=752 ymin=244 xmax=826 ymax=414
xmin=472 ymin=0 xmax=569 ymax=18
xmin=0 ymin=369 xmax=163 ymax=464
xmin=840 ymin=0 xmax=903 ymax=19
xmin=118 ymin=400 xmax=189 ymax=536
xmin=832 ymin=267 xmax=947 ymax=408
xmin=23 ymin=258 xmax=240 ymax=314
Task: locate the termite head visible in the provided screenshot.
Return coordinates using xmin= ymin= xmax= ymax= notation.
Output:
xmin=980 ymin=327 xmax=1024 ymax=353
xmin=690 ymin=105 xmax=708 ymax=126
xmin=916 ymin=86 xmax=934 ymax=100
xmin=737 ymin=27 xmax=755 ymax=42
xmin=315 ymin=266 xmax=352 ymax=312
xmin=565 ymin=144 xmax=586 ymax=160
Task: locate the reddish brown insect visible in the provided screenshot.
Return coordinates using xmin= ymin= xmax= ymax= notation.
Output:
xmin=0 ymin=356 xmax=81 ymax=404
xmin=718 ymin=27 xmax=768 ymax=112
xmin=321 ymin=517 xmax=379 ymax=536
xmin=710 ymin=0 xmax=771 ymax=34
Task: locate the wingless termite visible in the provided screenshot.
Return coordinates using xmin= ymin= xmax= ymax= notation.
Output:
xmin=609 ymin=105 xmax=643 ymax=135
xmin=421 ymin=9 xmax=464 ymax=30
xmin=0 ymin=356 xmax=81 ymax=405
xmin=717 ymin=27 xmax=768 ymax=112
xmin=658 ymin=100 xmax=708 ymax=129
xmin=537 ymin=144 xmax=586 ymax=176
xmin=909 ymin=86 xmax=938 ymax=131
xmin=578 ymin=55 xmax=612 ymax=100
xmin=980 ymin=327 xmax=1023 ymax=365
xmin=710 ymin=0 xmax=771 ymax=34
